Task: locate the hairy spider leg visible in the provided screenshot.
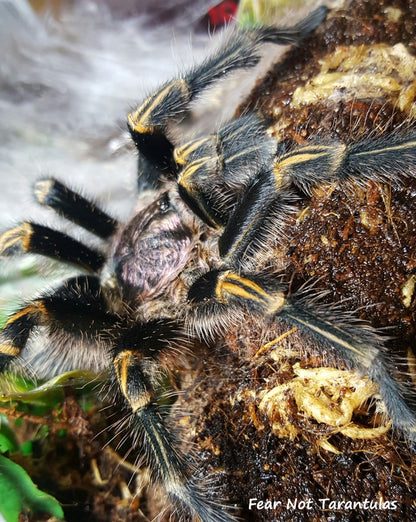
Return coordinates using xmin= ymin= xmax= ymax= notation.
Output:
xmin=272 ymin=129 xmax=416 ymax=194
xmin=217 ymin=170 xmax=297 ymax=270
xmin=34 ymin=177 xmax=119 ymax=239
xmin=112 ymin=320 xmax=237 ymax=522
xmin=177 ymin=113 xmax=275 ymax=227
xmin=127 ymin=6 xmax=327 ymax=180
xmin=0 ymin=222 xmax=105 ymax=272
xmin=0 ymin=275 xmax=115 ymax=372
xmin=187 ymin=171 xmax=416 ymax=444
xmin=0 ymin=179 xmax=120 ymax=272
xmin=189 ymin=268 xmax=416 ymax=444
xmin=280 ymin=297 xmax=416 ymax=443
xmin=177 ymin=121 xmax=416 ymax=228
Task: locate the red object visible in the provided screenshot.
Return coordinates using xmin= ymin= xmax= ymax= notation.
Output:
xmin=207 ymin=1 xmax=238 ymax=27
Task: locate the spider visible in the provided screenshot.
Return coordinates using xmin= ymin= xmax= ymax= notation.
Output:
xmin=1 ymin=4 xmax=416 ymax=521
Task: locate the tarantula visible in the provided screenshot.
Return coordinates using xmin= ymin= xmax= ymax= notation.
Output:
xmin=1 ymin=4 xmax=416 ymax=520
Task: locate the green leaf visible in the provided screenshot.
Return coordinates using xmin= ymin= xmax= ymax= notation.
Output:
xmin=0 ymin=417 xmax=19 ymax=454
xmin=0 ymin=454 xmax=64 ymax=521
xmin=0 ymin=370 xmax=100 ymax=405
xmin=19 ymin=441 xmax=33 ymax=457
xmin=0 ymin=433 xmax=17 ymax=454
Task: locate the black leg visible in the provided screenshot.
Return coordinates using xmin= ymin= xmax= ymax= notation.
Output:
xmin=0 ymin=222 xmax=105 ymax=272
xmin=177 ymin=114 xmax=275 ymax=227
xmin=272 ymin=129 xmax=416 ymax=194
xmin=184 ymin=145 xmax=416 ymax=445
xmin=34 ymin=178 xmax=119 ymax=239
xmin=217 ymin=171 xmax=296 ymax=269
xmin=176 ymin=120 xmax=416 ymax=231
xmin=187 ymin=267 xmax=416 ymax=445
xmin=338 ymin=130 xmax=416 ymax=185
xmin=0 ymin=275 xmax=115 ymax=372
xmin=112 ymin=320 xmax=236 ymax=521
xmin=127 ymin=6 xmax=327 ymax=177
